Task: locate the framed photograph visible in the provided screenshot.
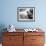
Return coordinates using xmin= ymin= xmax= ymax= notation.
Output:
xmin=17 ymin=7 xmax=35 ymax=22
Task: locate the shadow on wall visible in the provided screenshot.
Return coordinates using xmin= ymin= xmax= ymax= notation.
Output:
xmin=0 ymin=24 xmax=7 ymax=43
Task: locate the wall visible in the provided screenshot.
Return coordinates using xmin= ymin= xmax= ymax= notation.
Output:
xmin=0 ymin=0 xmax=46 ymax=30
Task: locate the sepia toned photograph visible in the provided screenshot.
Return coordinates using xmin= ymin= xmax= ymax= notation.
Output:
xmin=17 ymin=7 xmax=35 ymax=22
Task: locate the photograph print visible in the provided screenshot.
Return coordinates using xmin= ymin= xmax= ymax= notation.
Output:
xmin=17 ymin=7 xmax=35 ymax=22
